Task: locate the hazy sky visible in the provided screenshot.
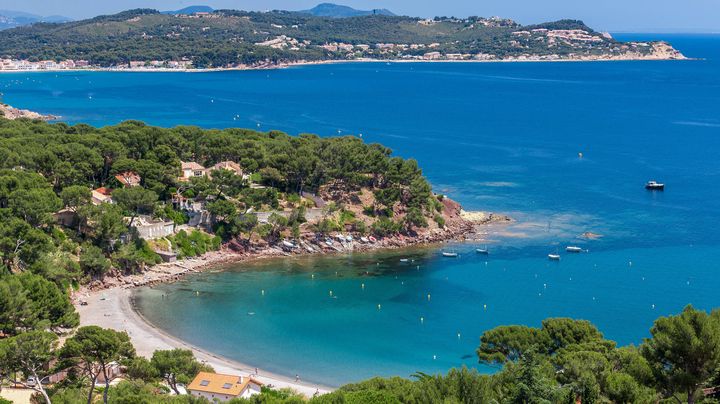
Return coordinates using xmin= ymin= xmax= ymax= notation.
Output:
xmin=1 ymin=0 xmax=718 ymax=32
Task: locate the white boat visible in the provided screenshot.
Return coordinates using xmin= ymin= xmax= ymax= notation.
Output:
xmin=282 ymin=240 xmax=296 ymax=249
xmin=565 ymin=246 xmax=583 ymax=253
xmin=476 ymin=247 xmax=489 ymax=255
xmin=645 ymin=180 xmax=665 ymax=191
xmin=548 ymin=254 xmax=561 ymax=261
xmin=346 ymin=235 xmax=353 ymax=242
xmin=442 ymin=252 xmax=458 ymax=258
xmin=400 ymin=258 xmax=409 ymax=263
xmin=360 ymin=237 xmax=369 ymax=243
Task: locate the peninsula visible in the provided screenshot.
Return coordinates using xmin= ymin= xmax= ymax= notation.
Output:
xmin=0 ymin=8 xmax=685 ymax=72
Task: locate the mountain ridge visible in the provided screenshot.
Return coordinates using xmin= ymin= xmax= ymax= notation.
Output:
xmin=300 ymin=3 xmax=395 ymax=18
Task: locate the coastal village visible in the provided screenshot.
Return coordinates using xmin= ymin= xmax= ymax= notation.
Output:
xmin=0 ymin=11 xmax=685 ymax=72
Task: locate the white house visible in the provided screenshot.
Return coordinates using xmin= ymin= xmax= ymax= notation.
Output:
xmin=187 ymin=372 xmax=262 ymax=402
xmin=179 ymin=161 xmax=207 ymax=181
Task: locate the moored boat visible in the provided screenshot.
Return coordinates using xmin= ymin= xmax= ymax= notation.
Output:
xmin=645 ymin=181 xmax=665 ymax=190
xmin=442 ymin=252 xmax=458 ymax=258
xmin=565 ymin=246 xmax=583 ymax=253
xmin=548 ymin=254 xmax=561 ymax=261
xmin=476 ymin=248 xmax=489 ymax=255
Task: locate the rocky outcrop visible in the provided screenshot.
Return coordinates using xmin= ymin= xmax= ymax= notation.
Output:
xmin=0 ymin=103 xmax=58 ymax=120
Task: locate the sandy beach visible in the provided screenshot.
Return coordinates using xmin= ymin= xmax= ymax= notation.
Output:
xmin=76 ymin=284 xmax=333 ymax=397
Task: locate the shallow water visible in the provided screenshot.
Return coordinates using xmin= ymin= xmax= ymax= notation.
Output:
xmin=3 ymin=34 xmax=719 ymax=385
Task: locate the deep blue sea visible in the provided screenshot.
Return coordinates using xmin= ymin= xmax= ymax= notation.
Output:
xmin=2 ymin=34 xmax=719 ymax=386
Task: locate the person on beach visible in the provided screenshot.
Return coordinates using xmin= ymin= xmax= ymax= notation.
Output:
xmin=255 ymin=367 xmax=258 ymax=376
xmin=295 ymin=374 xmax=300 ymax=382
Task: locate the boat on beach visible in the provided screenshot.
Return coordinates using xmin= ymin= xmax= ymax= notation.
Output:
xmin=645 ymin=181 xmax=665 ymax=190
xmin=565 ymin=246 xmax=583 ymax=253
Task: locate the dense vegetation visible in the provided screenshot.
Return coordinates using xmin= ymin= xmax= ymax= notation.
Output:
xmin=0 ymin=8 xmax=649 ymax=67
xmin=0 ymin=116 xmax=439 ymax=355
xmin=3 ymin=306 xmax=720 ymax=403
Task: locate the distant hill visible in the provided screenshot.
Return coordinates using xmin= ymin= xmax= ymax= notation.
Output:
xmin=300 ymin=3 xmax=395 ymax=18
xmin=0 ymin=8 xmax=683 ymax=68
xmin=161 ymin=6 xmax=214 ymax=15
xmin=0 ymin=9 xmax=71 ymax=30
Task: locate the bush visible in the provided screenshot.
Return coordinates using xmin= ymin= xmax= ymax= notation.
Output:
xmin=167 ymin=230 xmax=221 ymax=259
xmin=434 ymin=214 xmax=446 ymax=228
xmin=371 ymin=217 xmax=401 ymax=237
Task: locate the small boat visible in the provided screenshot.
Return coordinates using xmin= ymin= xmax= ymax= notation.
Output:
xmin=400 ymin=258 xmax=409 ymax=263
xmin=442 ymin=252 xmax=459 ymax=258
xmin=645 ymin=181 xmax=665 ymax=191
xmin=565 ymin=246 xmax=583 ymax=253
xmin=548 ymin=254 xmax=561 ymax=261
xmin=346 ymin=235 xmax=353 ymax=242
xmin=476 ymin=247 xmax=489 ymax=255
xmin=360 ymin=237 xmax=369 ymax=243
xmin=368 ymin=236 xmax=377 ymax=243
xmin=282 ymin=240 xmax=296 ymax=249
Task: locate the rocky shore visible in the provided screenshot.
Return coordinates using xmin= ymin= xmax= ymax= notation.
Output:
xmin=0 ymin=103 xmax=57 ymax=120
xmin=79 ymin=199 xmax=510 ymax=293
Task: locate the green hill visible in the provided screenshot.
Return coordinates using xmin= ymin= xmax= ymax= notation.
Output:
xmin=0 ymin=8 xmax=683 ymax=68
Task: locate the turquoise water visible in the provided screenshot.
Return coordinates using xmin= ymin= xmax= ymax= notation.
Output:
xmin=2 ymin=34 xmax=720 ymax=385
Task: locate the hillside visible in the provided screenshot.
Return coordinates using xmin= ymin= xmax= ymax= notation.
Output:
xmin=0 ymin=8 xmax=685 ymax=69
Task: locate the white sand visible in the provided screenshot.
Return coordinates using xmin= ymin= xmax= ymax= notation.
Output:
xmin=75 ymin=287 xmax=331 ymax=397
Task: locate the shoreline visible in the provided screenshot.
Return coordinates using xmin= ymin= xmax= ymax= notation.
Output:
xmin=73 ymin=212 xmax=510 ymax=395
xmin=0 ymin=54 xmax=694 ymax=75
xmin=75 ymin=285 xmax=333 ymax=396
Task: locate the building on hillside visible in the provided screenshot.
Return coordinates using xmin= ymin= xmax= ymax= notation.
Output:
xmin=114 ymin=171 xmax=141 ymax=187
xmin=91 ymin=187 xmax=114 ymax=205
xmin=180 ymin=161 xmax=207 ymax=181
xmin=209 ymin=161 xmax=244 ymax=177
xmin=131 ymin=215 xmax=175 ymax=240
xmin=187 ymin=372 xmax=262 ymax=402
xmin=53 ymin=208 xmax=78 ymax=228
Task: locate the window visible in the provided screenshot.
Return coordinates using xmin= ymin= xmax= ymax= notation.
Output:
xmin=199 ymin=380 xmax=210 ymax=386
xmin=222 ymin=383 xmax=232 ymax=389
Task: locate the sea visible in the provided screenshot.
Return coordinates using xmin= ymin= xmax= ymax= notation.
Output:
xmin=1 ymin=34 xmax=718 ymax=386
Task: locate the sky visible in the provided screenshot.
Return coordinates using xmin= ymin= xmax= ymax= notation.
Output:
xmin=0 ymin=0 xmax=718 ymax=32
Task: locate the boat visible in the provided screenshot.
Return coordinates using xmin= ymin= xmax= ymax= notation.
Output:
xmin=442 ymin=252 xmax=458 ymax=258
xmin=400 ymin=258 xmax=409 ymax=263
xmin=346 ymin=235 xmax=353 ymax=242
xmin=476 ymin=247 xmax=489 ymax=255
xmin=645 ymin=181 xmax=665 ymax=191
xmin=548 ymin=254 xmax=561 ymax=261
xmin=282 ymin=240 xmax=296 ymax=249
xmin=368 ymin=236 xmax=377 ymax=243
xmin=565 ymin=246 xmax=583 ymax=253
xmin=360 ymin=237 xmax=369 ymax=243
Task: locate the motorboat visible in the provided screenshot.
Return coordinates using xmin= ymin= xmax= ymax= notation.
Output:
xmin=442 ymin=252 xmax=459 ymax=258
xmin=548 ymin=254 xmax=561 ymax=261
xmin=565 ymin=246 xmax=583 ymax=253
xmin=645 ymin=181 xmax=665 ymax=191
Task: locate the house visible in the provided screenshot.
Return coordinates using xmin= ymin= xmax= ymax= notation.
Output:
xmin=53 ymin=208 xmax=79 ymax=228
xmin=131 ymin=215 xmax=175 ymax=239
xmin=209 ymin=161 xmax=243 ymax=177
xmin=114 ymin=171 xmax=141 ymax=187
xmin=187 ymin=372 xmax=262 ymax=402
xmin=180 ymin=161 xmax=207 ymax=181
xmin=91 ymin=187 xmax=114 ymax=205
